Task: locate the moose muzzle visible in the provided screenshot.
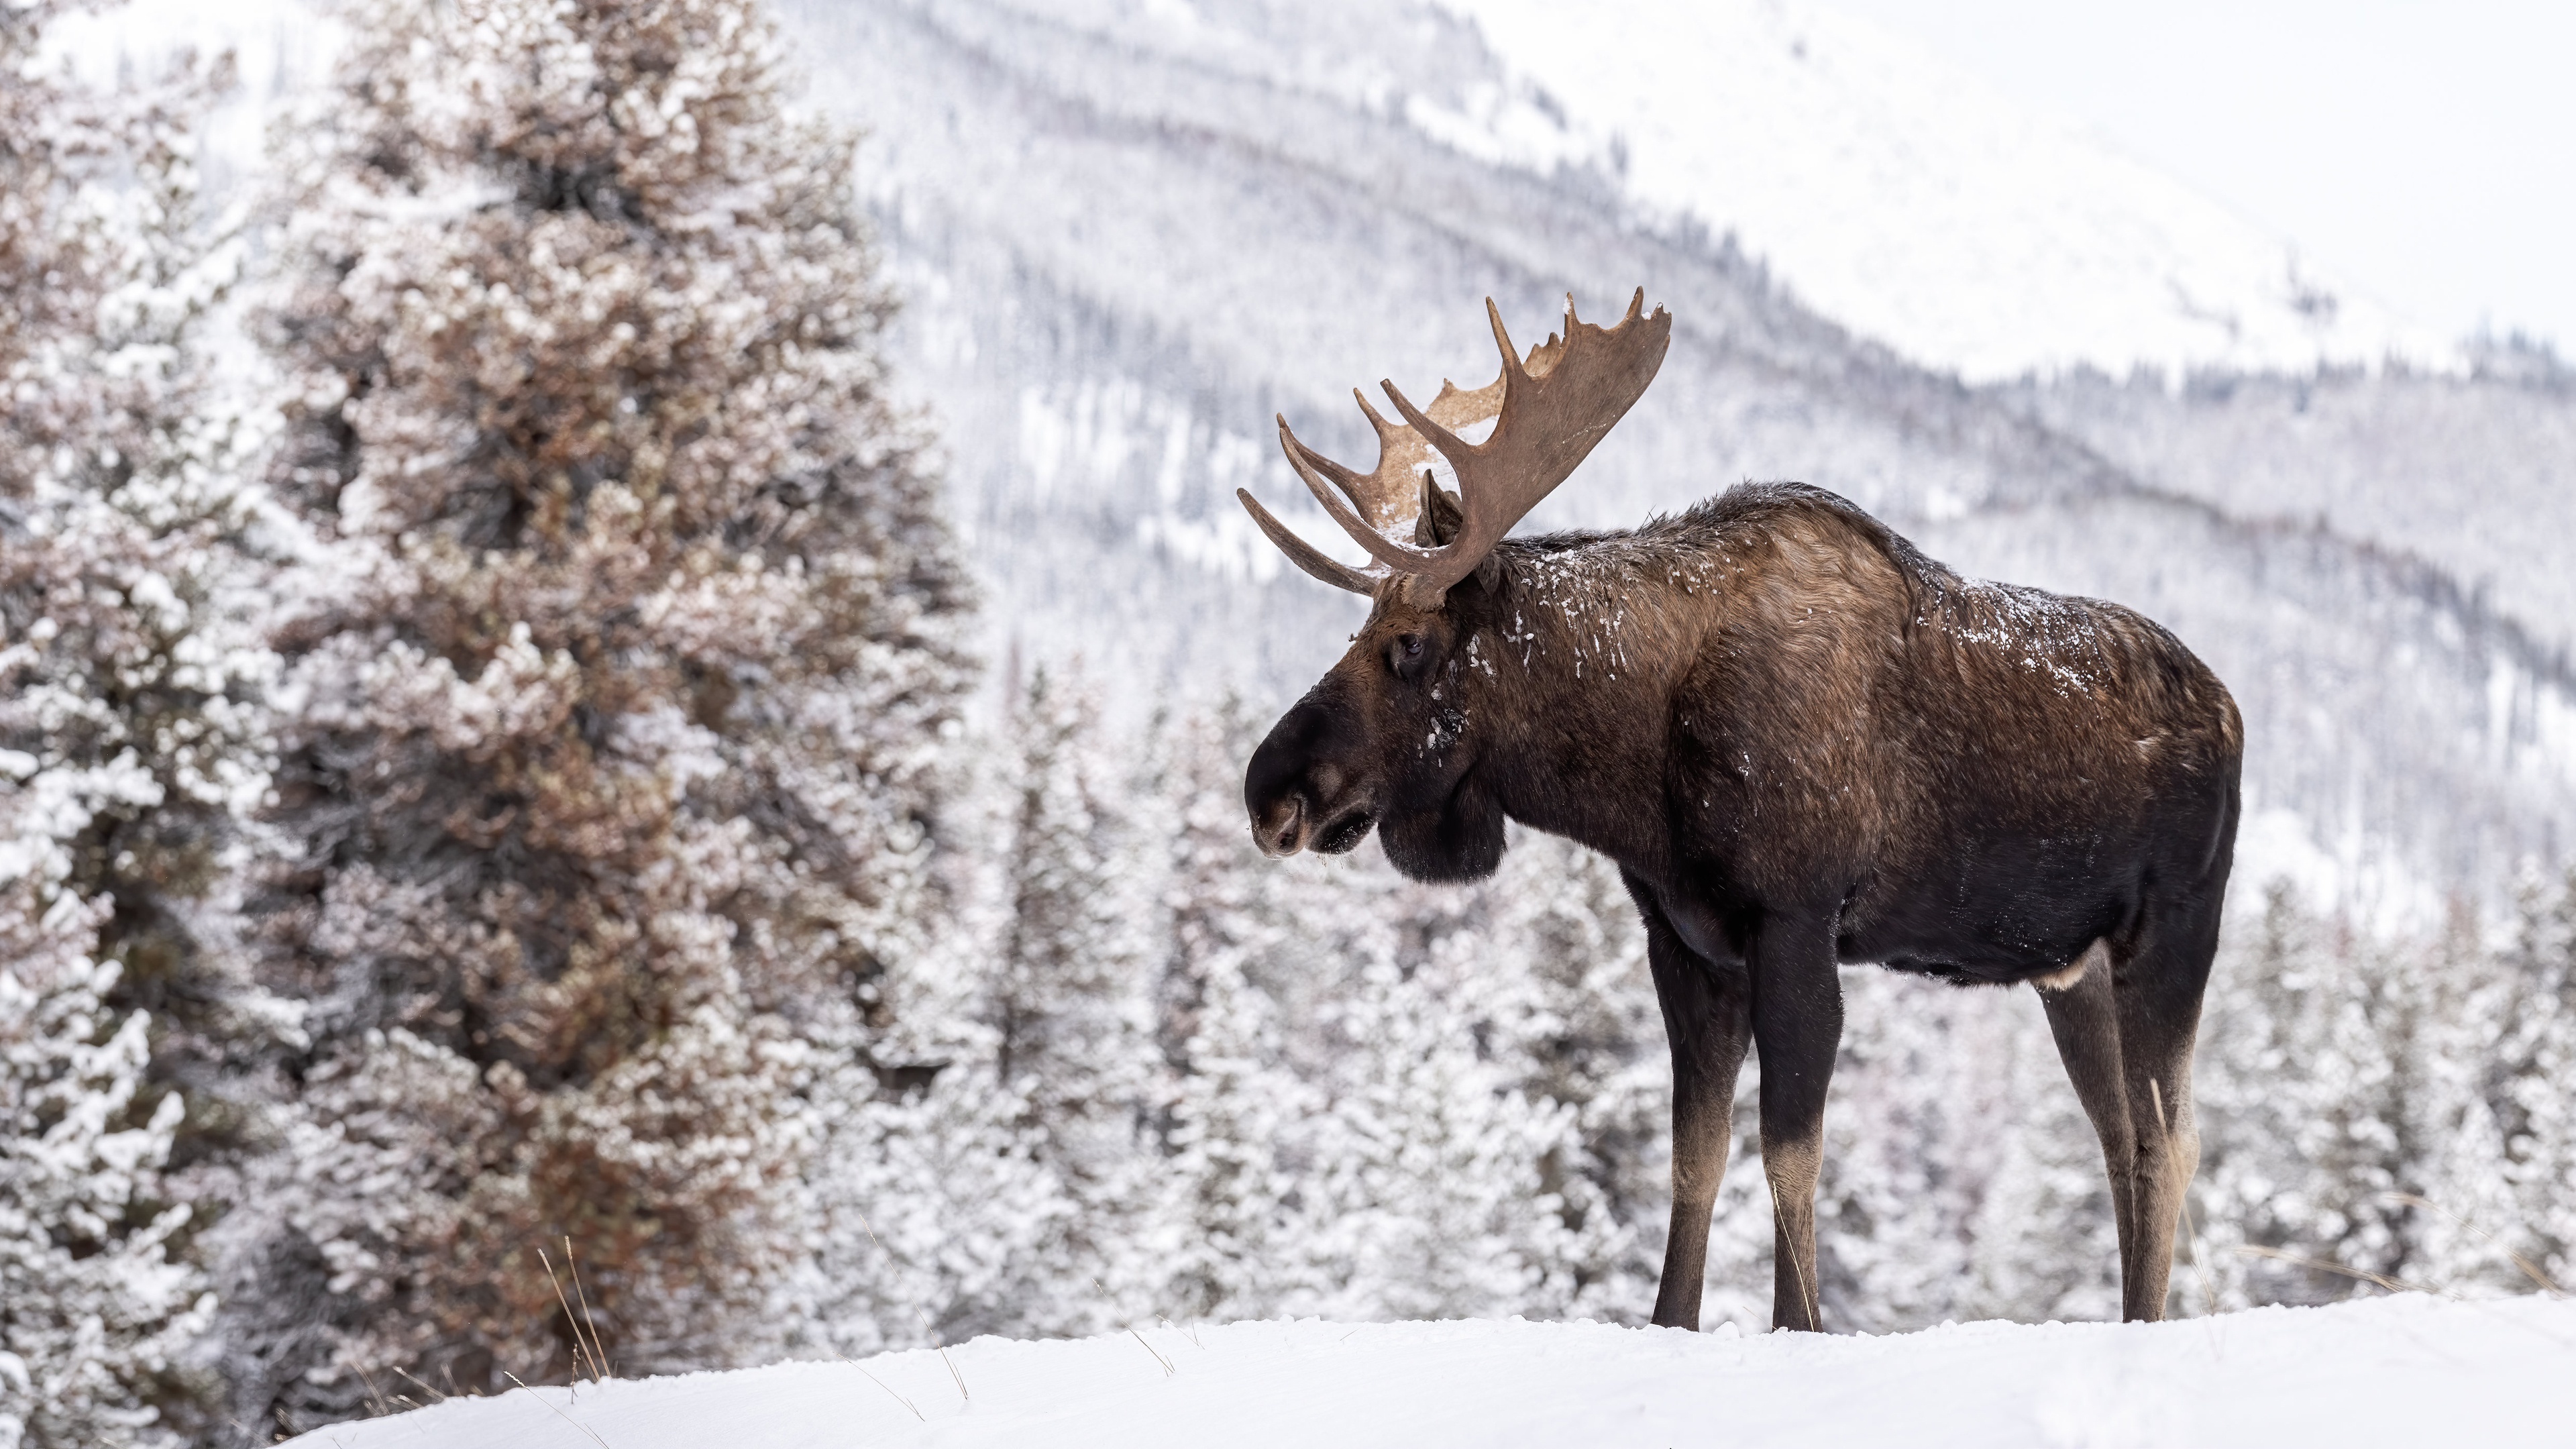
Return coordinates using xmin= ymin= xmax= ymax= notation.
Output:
xmin=1244 ymin=691 xmax=1377 ymax=857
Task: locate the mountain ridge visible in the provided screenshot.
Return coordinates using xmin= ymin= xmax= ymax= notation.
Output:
xmin=786 ymin=0 xmax=2574 ymax=904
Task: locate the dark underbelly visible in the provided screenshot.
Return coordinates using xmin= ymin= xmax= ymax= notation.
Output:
xmin=1837 ymin=837 xmax=2135 ymax=981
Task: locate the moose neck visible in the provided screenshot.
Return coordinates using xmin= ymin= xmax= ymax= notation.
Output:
xmin=1452 ymin=535 xmax=1711 ymax=874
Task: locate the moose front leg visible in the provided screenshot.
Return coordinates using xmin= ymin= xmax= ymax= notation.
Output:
xmin=1750 ymin=912 xmax=1843 ymax=1333
xmin=1640 ymin=904 xmax=1752 ymax=1330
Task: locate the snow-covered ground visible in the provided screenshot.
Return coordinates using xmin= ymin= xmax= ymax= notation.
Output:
xmin=289 ymin=1294 xmax=2573 ymax=1448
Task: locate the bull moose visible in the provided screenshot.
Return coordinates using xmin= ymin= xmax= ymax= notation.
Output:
xmin=1237 ymin=290 xmax=2241 ymax=1330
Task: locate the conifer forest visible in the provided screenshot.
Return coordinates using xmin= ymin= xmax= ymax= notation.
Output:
xmin=3 ymin=1 xmax=2572 ymax=1445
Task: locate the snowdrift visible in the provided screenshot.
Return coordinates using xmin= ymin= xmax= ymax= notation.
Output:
xmin=288 ymin=1293 xmax=2572 ymax=1448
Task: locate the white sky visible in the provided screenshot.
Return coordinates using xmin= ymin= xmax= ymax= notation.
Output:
xmin=1820 ymin=0 xmax=2576 ymax=353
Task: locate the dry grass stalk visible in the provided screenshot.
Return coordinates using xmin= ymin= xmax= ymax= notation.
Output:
xmin=539 ymin=1248 xmax=605 ymax=1383
xmin=394 ymin=1366 xmax=449 ymax=1403
xmin=847 ymin=1209 xmax=967 ymax=1402
xmin=1127 ymin=1328 xmax=1177 ymax=1377
xmin=841 ymin=1356 xmax=925 ymax=1422
xmin=352 ymin=1360 xmax=395 ymax=1418
xmin=503 ymin=1371 xmax=614 ymax=1449
xmin=2381 ymin=1192 xmax=2567 ymax=1297
xmin=906 ymin=1307 xmax=970 ymax=1403
xmin=2151 ymin=1079 xmax=2223 ymax=1321
xmin=563 ymin=1237 xmax=614 ymax=1378
xmin=2231 ymin=1244 xmax=2431 ymax=1295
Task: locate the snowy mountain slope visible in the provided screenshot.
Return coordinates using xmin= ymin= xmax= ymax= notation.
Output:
xmin=2000 ymin=363 xmax=2576 ymax=657
xmin=778 ymin=0 xmax=2575 ymax=902
xmin=1291 ymin=0 xmax=2446 ymax=382
xmin=50 ymin=0 xmax=2576 ymax=898
xmin=284 ymin=1295 xmax=2576 ymax=1449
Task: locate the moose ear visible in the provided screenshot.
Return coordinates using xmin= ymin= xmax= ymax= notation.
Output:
xmin=1415 ymin=472 xmax=1466 ymax=547
xmin=1474 ymin=553 xmax=1503 ymax=594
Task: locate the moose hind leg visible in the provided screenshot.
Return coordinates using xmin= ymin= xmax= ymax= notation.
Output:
xmin=1641 ymin=907 xmax=1752 ymax=1330
xmin=2036 ymin=942 xmax=2141 ymax=1307
xmin=2041 ymin=915 xmax=2217 ymax=1322
xmin=1750 ymin=912 xmax=1842 ymax=1333
xmin=2109 ymin=906 xmax=2218 ymax=1322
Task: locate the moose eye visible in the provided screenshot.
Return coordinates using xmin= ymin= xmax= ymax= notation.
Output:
xmin=1389 ymin=633 xmax=1427 ymax=677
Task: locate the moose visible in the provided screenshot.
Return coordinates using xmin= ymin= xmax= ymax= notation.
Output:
xmin=1238 ymin=290 xmax=2241 ymax=1331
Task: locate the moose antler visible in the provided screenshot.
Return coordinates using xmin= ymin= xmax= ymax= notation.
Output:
xmin=1240 ymin=289 xmax=1671 ymax=605
xmin=1236 ymin=374 xmax=1509 ymax=593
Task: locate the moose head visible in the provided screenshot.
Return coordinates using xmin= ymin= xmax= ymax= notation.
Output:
xmin=1239 ymin=290 xmax=1671 ymax=883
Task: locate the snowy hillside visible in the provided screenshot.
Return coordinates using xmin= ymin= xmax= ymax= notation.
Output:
xmin=284 ymin=1295 xmax=2576 ymax=1448
xmin=1434 ymin=0 xmax=2446 ymax=381
xmin=2000 ymin=360 xmax=2576 ymax=659
xmin=766 ymin=0 xmax=2575 ymax=902
xmin=51 ymin=0 xmax=2576 ymax=898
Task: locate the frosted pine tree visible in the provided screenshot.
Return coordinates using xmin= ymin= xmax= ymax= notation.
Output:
xmin=2398 ymin=906 xmax=2526 ymax=1294
xmin=2195 ymin=884 xmax=2464 ymax=1306
xmin=971 ymin=672 xmax=1163 ymax=1333
xmin=1963 ymin=998 xmax=2124 ymax=1323
xmin=2 ymin=5 xmax=266 ymax=1442
xmin=236 ymin=0 xmax=973 ymax=1424
xmin=1475 ymin=832 xmax=1669 ymax=1322
xmin=2196 ymin=885 xmax=2371 ymax=1305
xmin=794 ymin=676 xmax=1159 ymax=1350
xmin=792 ymin=1031 xmax=1067 ymax=1352
xmin=0 ymin=894 xmax=213 ymax=1449
xmin=1144 ymin=701 xmax=1315 ymax=1323
xmin=2192 ymin=884 xmax=2303 ymax=1307
xmin=2485 ymin=869 xmax=2576 ymax=1291
xmin=1290 ymin=906 xmax=1580 ymax=1323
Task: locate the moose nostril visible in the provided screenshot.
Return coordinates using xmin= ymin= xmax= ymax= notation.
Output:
xmin=1256 ymin=797 xmax=1306 ymax=857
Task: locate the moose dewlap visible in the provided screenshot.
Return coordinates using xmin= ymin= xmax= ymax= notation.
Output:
xmin=1239 ymin=290 xmax=2242 ymax=1332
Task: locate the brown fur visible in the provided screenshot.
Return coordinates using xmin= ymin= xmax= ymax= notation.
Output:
xmin=1247 ymin=482 xmax=2241 ymax=1330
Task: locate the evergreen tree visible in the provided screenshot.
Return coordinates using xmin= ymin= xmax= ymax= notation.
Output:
xmin=2487 ymin=868 xmax=2576 ymax=1289
xmin=0 ymin=896 xmax=212 ymax=1449
xmin=1806 ymin=971 xmax=2001 ymax=1332
xmin=793 ymin=1042 xmax=1068 ymax=1354
xmin=2400 ymin=906 xmax=2524 ymax=1293
xmin=977 ymin=672 xmax=1162 ymax=1332
xmin=3 ymin=4 xmax=261 ymax=1442
xmin=1964 ymin=1000 xmax=2123 ymax=1323
xmin=1290 ymin=925 xmax=1578 ymax=1323
xmin=235 ymin=0 xmax=973 ymax=1423
xmin=1146 ymin=700 xmax=1316 ymax=1323
xmin=1477 ymin=831 xmax=1668 ymax=1322
xmin=2190 ymin=882 xmax=2563 ymax=1308
xmin=2196 ymin=883 xmax=2396 ymax=1306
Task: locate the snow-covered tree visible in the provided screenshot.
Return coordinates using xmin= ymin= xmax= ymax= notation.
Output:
xmin=233 ymin=0 xmax=974 ymax=1423
xmin=0 ymin=897 xmax=213 ymax=1449
xmin=1472 ymin=831 xmax=1668 ymax=1322
xmin=2190 ymin=879 xmax=2576 ymax=1310
xmin=1963 ymin=1002 xmax=2124 ymax=1324
xmin=802 ymin=674 xmax=1171 ymax=1350
xmin=2 ymin=3 xmax=267 ymax=1442
xmin=2494 ymin=869 xmax=2576 ymax=1288
xmin=1289 ymin=913 xmax=1580 ymax=1323
xmin=975 ymin=672 xmax=1162 ymax=1331
xmin=1144 ymin=700 xmax=1316 ymax=1323
xmin=2194 ymin=884 xmax=2402 ymax=1307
